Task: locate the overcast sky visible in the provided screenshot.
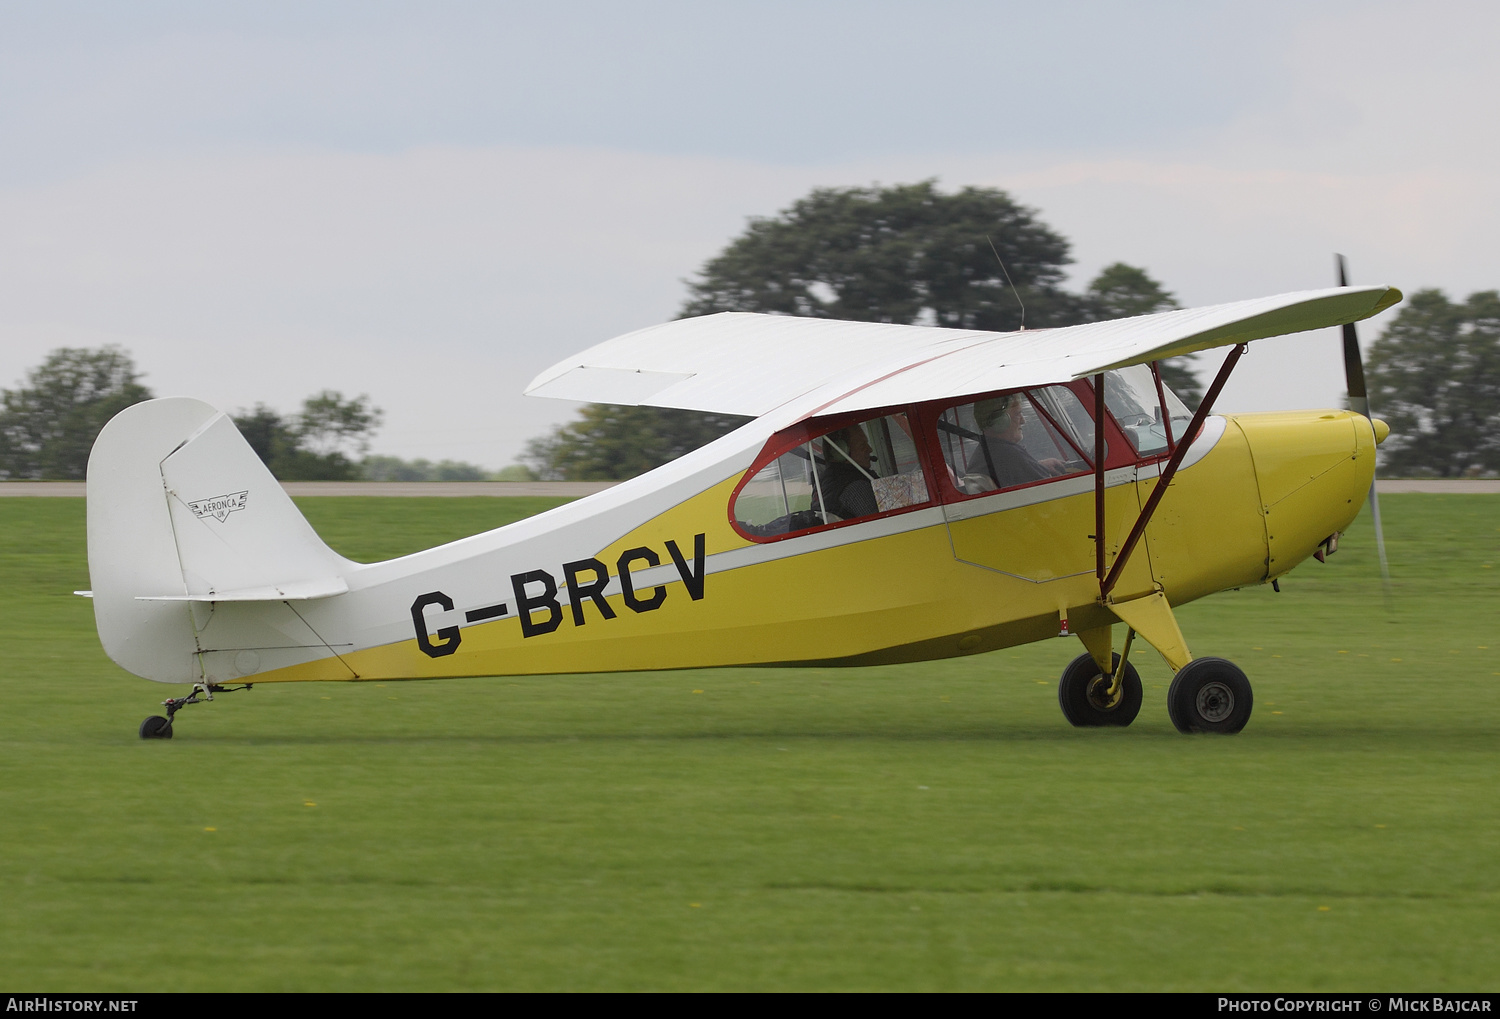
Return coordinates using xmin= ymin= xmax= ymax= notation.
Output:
xmin=2 ymin=1 xmax=1496 ymax=466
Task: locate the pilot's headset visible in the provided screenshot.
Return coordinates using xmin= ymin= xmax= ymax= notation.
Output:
xmin=972 ymin=394 xmax=1015 ymax=432
xmin=821 ymin=427 xmax=851 ymax=461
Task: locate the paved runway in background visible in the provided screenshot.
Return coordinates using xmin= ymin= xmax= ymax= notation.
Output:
xmin=0 ymin=481 xmax=620 ymax=497
xmin=1370 ymin=480 xmax=1500 ymax=493
xmin=2 ymin=480 xmax=1496 ymax=497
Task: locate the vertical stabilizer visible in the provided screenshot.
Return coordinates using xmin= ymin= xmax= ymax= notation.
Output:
xmin=86 ymin=398 xmax=354 ymax=683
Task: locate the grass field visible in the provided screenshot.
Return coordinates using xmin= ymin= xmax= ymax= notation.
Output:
xmin=0 ymin=494 xmax=1496 ymax=991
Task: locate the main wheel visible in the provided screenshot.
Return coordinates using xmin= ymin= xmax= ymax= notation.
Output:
xmin=1167 ymin=658 xmax=1252 ymax=734
xmin=1058 ymin=653 xmax=1142 ymax=727
xmin=139 ymin=715 xmax=173 ymax=740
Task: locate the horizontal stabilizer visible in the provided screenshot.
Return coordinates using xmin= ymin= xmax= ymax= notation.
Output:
xmin=136 ymin=577 xmax=349 ymax=603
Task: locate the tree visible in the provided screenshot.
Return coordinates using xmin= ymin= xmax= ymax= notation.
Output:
xmin=232 ymin=391 xmax=384 ymax=481
xmin=234 ymin=404 xmax=303 ymax=473
xmin=1365 ymin=289 xmax=1500 ymax=477
xmin=1086 ymin=262 xmax=1175 ymax=320
xmin=362 ymin=455 xmax=489 ymax=482
xmin=0 ymin=347 xmax=153 ymax=480
xmin=297 ymin=390 xmax=383 ymax=460
xmin=1084 ymin=262 xmax=1203 ymax=407
xmin=681 ymin=180 xmax=1083 ymax=330
xmin=523 ymin=404 xmax=750 ymax=481
xmin=493 ymin=464 xmax=538 ymax=482
xmin=532 ymin=181 xmax=1084 ymax=480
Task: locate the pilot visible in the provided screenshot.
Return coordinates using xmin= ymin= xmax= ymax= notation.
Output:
xmin=972 ymin=394 xmax=1066 ymax=489
xmin=818 ymin=426 xmax=879 ymax=519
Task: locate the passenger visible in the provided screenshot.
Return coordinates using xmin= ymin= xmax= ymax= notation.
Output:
xmin=818 ymin=426 xmax=879 ymax=519
xmin=972 ymin=394 xmax=1066 ymax=489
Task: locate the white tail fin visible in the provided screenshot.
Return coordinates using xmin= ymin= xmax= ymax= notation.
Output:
xmin=87 ymin=397 xmax=355 ymax=683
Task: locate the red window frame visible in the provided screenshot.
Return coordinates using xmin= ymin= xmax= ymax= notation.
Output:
xmin=919 ymin=379 xmax=1140 ymax=503
xmin=729 ymin=376 xmax=1172 ymax=543
xmin=727 ymin=406 xmax=938 ymax=544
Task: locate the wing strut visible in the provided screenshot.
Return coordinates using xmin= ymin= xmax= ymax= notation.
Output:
xmin=1097 ymin=344 xmax=1247 ymax=602
xmin=1094 ymin=374 xmax=1107 ymax=586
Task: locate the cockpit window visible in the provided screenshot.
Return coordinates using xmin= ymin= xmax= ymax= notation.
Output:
xmin=733 ymin=412 xmax=931 ymax=540
xmin=937 ymin=386 xmax=1099 ymax=495
xmin=1103 ymin=364 xmax=1193 ymax=457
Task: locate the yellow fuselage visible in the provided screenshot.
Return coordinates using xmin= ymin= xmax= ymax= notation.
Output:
xmin=254 ymin=409 xmax=1377 ymax=683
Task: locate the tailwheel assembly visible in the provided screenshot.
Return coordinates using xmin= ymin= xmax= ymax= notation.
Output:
xmin=1058 ymin=651 xmax=1142 ymax=727
xmin=1167 ymin=657 xmax=1252 ymax=734
xmin=138 ymin=682 xmax=251 ymax=740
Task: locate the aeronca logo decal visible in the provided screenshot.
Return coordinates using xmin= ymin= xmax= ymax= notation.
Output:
xmin=188 ymin=491 xmax=249 ymax=523
xmin=410 ymin=533 xmax=707 ymax=659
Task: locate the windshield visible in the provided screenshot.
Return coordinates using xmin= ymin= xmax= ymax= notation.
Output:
xmin=1102 ymin=364 xmax=1193 ymax=457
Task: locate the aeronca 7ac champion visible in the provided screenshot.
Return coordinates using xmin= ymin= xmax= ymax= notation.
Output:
xmin=82 ymin=281 xmax=1401 ymax=739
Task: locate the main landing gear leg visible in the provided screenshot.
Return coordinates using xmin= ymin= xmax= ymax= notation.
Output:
xmin=139 ymin=683 xmax=252 ymax=740
xmin=1103 ymin=591 xmax=1254 ymax=735
xmin=1057 ymin=648 xmax=1143 ymax=727
xmin=1059 ymin=623 xmax=1143 ymax=727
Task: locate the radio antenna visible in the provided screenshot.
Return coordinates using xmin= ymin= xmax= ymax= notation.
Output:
xmin=987 ymin=235 xmax=1025 ymax=330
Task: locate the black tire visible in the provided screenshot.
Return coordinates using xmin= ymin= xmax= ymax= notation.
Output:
xmin=139 ymin=715 xmax=173 ymax=740
xmin=1058 ymin=652 xmax=1142 ymax=728
xmin=1167 ymin=658 xmax=1252 ymax=734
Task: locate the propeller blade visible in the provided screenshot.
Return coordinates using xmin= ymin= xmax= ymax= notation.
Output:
xmin=1338 ymin=255 xmax=1369 ymax=418
xmin=1336 ymin=254 xmax=1391 ymax=596
xmin=1365 ymin=477 xmax=1392 ymax=598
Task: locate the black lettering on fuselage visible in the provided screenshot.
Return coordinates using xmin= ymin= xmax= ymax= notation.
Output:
xmin=420 ymin=533 xmax=709 ymax=644
xmin=563 ymin=558 xmax=617 ymax=627
xmin=665 ymin=533 xmax=706 ymax=601
xmin=411 ymin=591 xmax=461 ymax=657
xmin=617 ymin=546 xmax=666 ymax=613
xmin=512 ymin=569 xmax=564 ymax=637
xmin=464 ymin=602 xmax=509 ymax=623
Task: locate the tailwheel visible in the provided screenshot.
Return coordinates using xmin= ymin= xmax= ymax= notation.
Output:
xmin=1167 ymin=657 xmax=1252 ymax=734
xmin=139 ymin=715 xmax=173 ymax=740
xmin=136 ymin=682 xmax=252 ymax=739
xmin=1058 ymin=652 xmax=1142 ymax=728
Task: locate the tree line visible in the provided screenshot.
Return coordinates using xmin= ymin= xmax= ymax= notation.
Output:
xmin=0 ymin=350 xmax=513 ymax=482
xmin=3 ymin=181 xmax=1494 ymax=481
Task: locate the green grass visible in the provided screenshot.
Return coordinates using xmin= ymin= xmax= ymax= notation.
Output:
xmin=0 ymin=495 xmax=1496 ymax=990
xmin=292 ymin=495 xmax=574 ymax=562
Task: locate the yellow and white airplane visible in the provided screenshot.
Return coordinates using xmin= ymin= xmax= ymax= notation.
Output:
xmin=84 ymin=283 xmax=1399 ymax=739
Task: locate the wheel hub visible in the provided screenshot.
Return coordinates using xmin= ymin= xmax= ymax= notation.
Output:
xmin=1086 ymin=674 xmax=1123 ymax=711
xmin=1195 ymin=681 xmax=1235 ymax=722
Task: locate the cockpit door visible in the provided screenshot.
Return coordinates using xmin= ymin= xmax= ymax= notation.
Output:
xmin=934 ymin=383 xmax=1153 ymax=596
